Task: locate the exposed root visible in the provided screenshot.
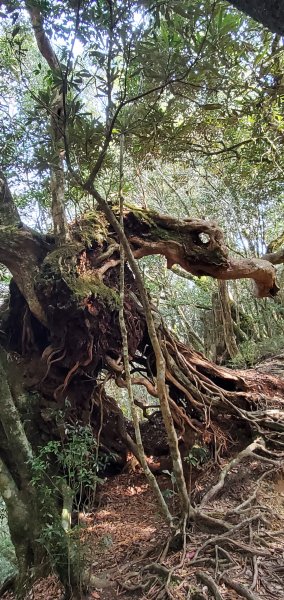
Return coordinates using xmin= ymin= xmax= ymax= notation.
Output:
xmin=41 ymin=345 xmax=66 ymax=383
xmin=200 ymin=438 xmax=267 ymax=508
xmin=196 ymin=571 xmax=224 ymax=600
xmin=219 ymin=574 xmax=259 ymax=600
xmin=114 ymin=453 xmax=283 ymax=600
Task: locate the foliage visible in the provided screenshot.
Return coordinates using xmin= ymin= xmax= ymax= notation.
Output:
xmin=30 ymin=422 xmax=107 ymax=507
xmin=26 ymin=422 xmax=110 ymax=584
xmin=0 ymin=0 xmax=283 ymax=409
xmin=184 ymin=445 xmax=209 ymax=468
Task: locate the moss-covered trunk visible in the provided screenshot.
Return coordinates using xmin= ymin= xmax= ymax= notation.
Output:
xmin=0 ymin=352 xmax=81 ymax=598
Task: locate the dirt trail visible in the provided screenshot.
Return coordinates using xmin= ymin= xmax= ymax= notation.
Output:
xmin=2 ymin=463 xmax=284 ymax=599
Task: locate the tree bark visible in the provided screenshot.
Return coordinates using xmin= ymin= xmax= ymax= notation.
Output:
xmin=1 ymin=192 xmax=284 ymax=591
xmin=227 ymin=0 xmax=284 ymax=35
xmin=0 ymin=349 xmax=80 ymax=597
xmin=211 ymin=281 xmax=238 ymax=364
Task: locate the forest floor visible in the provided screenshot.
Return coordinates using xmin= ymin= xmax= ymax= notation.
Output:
xmin=2 ymin=455 xmax=284 ymax=600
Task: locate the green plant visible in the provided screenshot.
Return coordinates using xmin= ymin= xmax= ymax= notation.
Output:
xmin=161 ymin=469 xmax=177 ymax=500
xmin=228 ymin=339 xmax=260 ymax=368
xmin=184 ymin=445 xmax=209 ymax=468
xmin=31 ymin=423 xmax=108 ymax=508
xmin=28 ymin=423 xmax=111 ymax=587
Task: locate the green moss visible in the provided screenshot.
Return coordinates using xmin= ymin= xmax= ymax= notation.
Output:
xmin=42 ymin=244 xmax=81 ymax=277
xmin=150 ymin=225 xmax=178 ymax=241
xmin=0 ymin=225 xmax=18 ymax=233
xmin=77 ymin=211 xmax=109 ymax=247
xmin=69 ymin=274 xmax=119 ymax=310
xmin=124 ymin=204 xmax=158 ymax=228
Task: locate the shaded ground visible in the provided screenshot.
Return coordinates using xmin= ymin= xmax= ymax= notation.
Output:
xmin=2 ymin=454 xmax=284 ymax=600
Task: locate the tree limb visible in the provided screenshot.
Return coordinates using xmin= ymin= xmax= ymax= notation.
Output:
xmin=119 ymin=209 xmax=278 ymax=297
xmin=227 ymin=0 xmax=284 ymax=36
xmin=0 ymin=171 xmax=21 ymax=227
xmin=25 ymin=2 xmax=59 ymax=70
xmin=262 ymin=248 xmax=284 ymax=265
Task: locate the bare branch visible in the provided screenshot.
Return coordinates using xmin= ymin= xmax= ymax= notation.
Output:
xmin=118 ymin=209 xmax=278 ymax=298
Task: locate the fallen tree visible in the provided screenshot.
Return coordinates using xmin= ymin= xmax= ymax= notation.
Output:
xmin=2 ymin=169 xmax=284 ymax=594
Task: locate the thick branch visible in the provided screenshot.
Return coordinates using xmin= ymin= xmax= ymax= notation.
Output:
xmin=120 ymin=209 xmax=278 ymax=297
xmin=0 ymin=170 xmax=21 ymax=226
xmin=25 ymin=3 xmax=59 ymax=70
xmin=0 ymin=225 xmax=48 ymax=323
xmin=0 ymin=349 xmax=33 ymax=484
xmin=213 ymin=257 xmax=278 ymax=298
xmin=262 ymin=248 xmax=284 ymax=265
xmin=0 ymin=455 xmax=20 ymax=511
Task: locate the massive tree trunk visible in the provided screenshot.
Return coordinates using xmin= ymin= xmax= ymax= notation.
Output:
xmin=227 ymin=0 xmax=284 ymax=35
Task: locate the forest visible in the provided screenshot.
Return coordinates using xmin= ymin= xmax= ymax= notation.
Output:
xmin=0 ymin=0 xmax=284 ymax=599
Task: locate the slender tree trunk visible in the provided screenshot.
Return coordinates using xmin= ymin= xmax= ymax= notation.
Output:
xmin=26 ymin=4 xmax=69 ymax=242
xmin=212 ymin=281 xmax=238 ymax=364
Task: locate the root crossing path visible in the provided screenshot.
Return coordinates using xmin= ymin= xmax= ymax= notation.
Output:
xmin=4 ymin=459 xmax=284 ymax=600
